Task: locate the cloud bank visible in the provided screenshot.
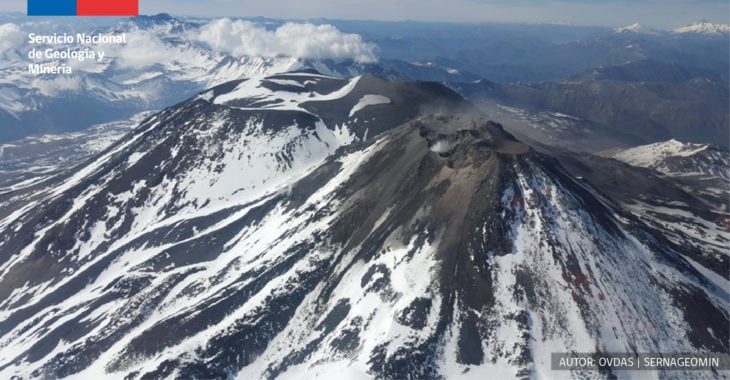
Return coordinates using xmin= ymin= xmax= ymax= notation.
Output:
xmin=195 ymin=19 xmax=377 ymax=63
xmin=0 ymin=23 xmax=24 ymax=54
xmin=108 ymin=30 xmax=173 ymax=69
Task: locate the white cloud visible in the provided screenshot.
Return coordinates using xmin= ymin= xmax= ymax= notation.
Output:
xmin=194 ymin=19 xmax=377 ymax=63
xmin=0 ymin=23 xmax=24 ymax=54
xmin=31 ymin=75 xmax=82 ymax=96
xmin=103 ymin=29 xmax=172 ymax=69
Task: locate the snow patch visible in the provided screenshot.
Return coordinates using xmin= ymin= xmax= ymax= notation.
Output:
xmin=348 ymin=94 xmax=390 ymax=117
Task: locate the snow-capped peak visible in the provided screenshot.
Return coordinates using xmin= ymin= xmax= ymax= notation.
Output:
xmin=614 ymin=23 xmax=655 ymax=34
xmin=673 ymin=21 xmax=730 ymax=35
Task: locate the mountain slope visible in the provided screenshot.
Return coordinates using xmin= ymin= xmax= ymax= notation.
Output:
xmin=458 ymin=77 xmax=730 ymax=148
xmin=611 ymin=139 xmax=730 ymax=211
xmin=613 ymin=139 xmax=729 ymax=180
xmin=0 ymin=73 xmax=727 ymax=379
xmin=569 ymin=59 xmax=719 ymax=83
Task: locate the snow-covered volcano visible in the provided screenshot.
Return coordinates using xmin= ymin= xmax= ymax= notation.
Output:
xmin=0 ymin=72 xmax=727 ymax=379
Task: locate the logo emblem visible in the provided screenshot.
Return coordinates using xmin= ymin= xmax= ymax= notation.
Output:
xmin=28 ymin=0 xmax=138 ymax=16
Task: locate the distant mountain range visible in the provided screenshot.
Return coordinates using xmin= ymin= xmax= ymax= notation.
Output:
xmin=674 ymin=22 xmax=730 ymax=35
xmin=614 ymin=21 xmax=730 ymax=35
xmin=0 ymin=14 xmax=728 ymax=146
xmin=569 ymin=59 xmax=721 ymax=83
xmin=347 ymin=19 xmax=729 ymax=83
xmin=452 ymin=66 xmax=730 ymax=152
xmin=0 ymin=14 xmax=381 ymax=143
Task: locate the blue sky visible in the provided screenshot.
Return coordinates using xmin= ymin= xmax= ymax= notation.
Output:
xmin=1 ymin=0 xmax=728 ymax=28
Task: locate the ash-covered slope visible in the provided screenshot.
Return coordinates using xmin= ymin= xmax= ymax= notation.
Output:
xmin=0 ymin=73 xmax=727 ymax=379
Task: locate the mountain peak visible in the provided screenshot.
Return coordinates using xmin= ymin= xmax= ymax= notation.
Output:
xmin=413 ymin=114 xmax=528 ymax=159
xmin=613 ymin=22 xmax=657 ymax=34
xmin=674 ymin=21 xmax=730 ymax=35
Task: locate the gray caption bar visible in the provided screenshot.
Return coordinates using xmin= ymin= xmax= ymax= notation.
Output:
xmin=551 ymin=353 xmax=730 ymax=371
